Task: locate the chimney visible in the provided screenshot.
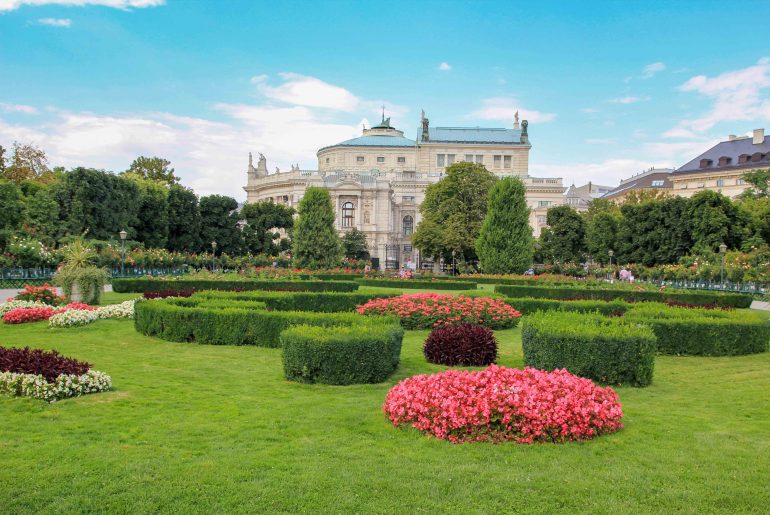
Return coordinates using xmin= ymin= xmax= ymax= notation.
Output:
xmin=728 ymin=134 xmax=737 ymax=141
xmin=753 ymin=128 xmax=764 ymax=145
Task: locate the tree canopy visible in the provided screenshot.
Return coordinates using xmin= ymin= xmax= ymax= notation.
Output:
xmin=124 ymin=156 xmax=179 ymax=185
xmin=240 ymin=200 xmax=295 ymax=255
xmin=539 ymin=205 xmax=586 ymax=263
xmin=342 ymin=228 xmax=370 ymax=260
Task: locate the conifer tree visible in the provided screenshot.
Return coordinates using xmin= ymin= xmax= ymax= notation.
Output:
xmin=292 ymin=187 xmax=342 ymax=268
xmin=475 ymin=177 xmax=533 ymax=273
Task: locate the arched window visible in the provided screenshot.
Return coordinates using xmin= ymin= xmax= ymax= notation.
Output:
xmin=403 ymin=215 xmax=414 ymax=236
xmin=342 ymin=202 xmax=354 ymax=228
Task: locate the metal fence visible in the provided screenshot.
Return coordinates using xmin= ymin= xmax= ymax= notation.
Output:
xmin=0 ymin=266 xmax=189 ymax=289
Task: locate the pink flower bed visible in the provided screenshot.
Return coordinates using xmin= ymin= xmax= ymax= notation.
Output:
xmin=2 ymin=303 xmax=95 ymax=324
xmin=384 ymin=365 xmax=624 ymax=444
xmin=356 ymin=293 xmax=522 ymax=330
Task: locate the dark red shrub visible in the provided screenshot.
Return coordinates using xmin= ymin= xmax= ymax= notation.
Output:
xmin=0 ymin=347 xmax=91 ymax=382
xmin=143 ymin=289 xmax=195 ymax=299
xmin=423 ymin=323 xmax=498 ymax=366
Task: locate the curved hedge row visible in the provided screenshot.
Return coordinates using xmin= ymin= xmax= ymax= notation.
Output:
xmin=355 ymin=279 xmax=477 ymax=290
xmin=624 ymin=305 xmax=769 ymax=356
xmin=113 ymin=278 xmax=359 ymax=294
xmin=281 ymin=323 xmax=403 ymax=385
xmin=504 ymin=297 xmax=632 ymax=316
xmin=192 ymin=290 xmax=400 ymax=312
xmin=495 ymin=284 xmax=752 ymax=308
xmin=522 ymin=311 xmax=657 ymax=387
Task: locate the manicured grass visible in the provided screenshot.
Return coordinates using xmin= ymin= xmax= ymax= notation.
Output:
xmin=1 ymin=317 xmax=769 ymax=513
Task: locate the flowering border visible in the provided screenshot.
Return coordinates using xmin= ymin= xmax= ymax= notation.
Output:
xmin=0 ymin=369 xmax=112 ymax=402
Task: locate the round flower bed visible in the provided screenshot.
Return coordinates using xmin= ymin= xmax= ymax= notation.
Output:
xmin=384 ymin=365 xmax=624 ymax=444
xmin=423 ymin=323 xmax=497 ymax=366
xmin=356 ymin=293 xmax=522 ymax=329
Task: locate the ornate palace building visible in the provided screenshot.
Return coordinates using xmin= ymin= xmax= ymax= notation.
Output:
xmin=244 ymin=111 xmax=565 ymax=268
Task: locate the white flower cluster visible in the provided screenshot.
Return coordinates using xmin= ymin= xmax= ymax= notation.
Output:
xmin=0 ymin=300 xmax=48 ymax=316
xmin=48 ymin=309 xmax=99 ymax=328
xmin=0 ymin=369 xmax=112 ymax=402
xmin=94 ymin=300 xmax=136 ymax=319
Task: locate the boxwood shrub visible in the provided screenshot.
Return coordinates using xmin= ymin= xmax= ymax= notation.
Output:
xmin=355 ymin=278 xmax=477 ymax=290
xmin=504 ymin=297 xmax=632 ymax=316
xmin=280 ymin=323 xmax=403 ymax=385
xmin=495 ymin=284 xmax=752 ymax=308
xmin=113 ymin=278 xmax=359 ymax=294
xmin=192 ymin=290 xmax=400 ymax=312
xmin=522 ymin=311 xmax=656 ymax=387
xmin=624 ymin=305 xmax=769 ymax=356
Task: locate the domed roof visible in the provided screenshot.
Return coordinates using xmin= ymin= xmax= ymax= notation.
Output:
xmin=329 ymin=134 xmax=417 ymax=148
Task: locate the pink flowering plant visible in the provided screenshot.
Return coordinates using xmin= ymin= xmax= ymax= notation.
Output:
xmin=356 ymin=293 xmax=522 ymax=329
xmin=384 ymin=366 xmax=624 ymax=444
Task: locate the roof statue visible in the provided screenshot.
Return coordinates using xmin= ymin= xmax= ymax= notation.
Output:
xmin=520 ymin=120 xmax=529 ymax=144
xmin=514 ymin=111 xmax=520 ymax=130
xmin=275 ymin=166 xmax=280 ymax=174
xmin=253 ymin=152 xmax=267 ymax=178
xmin=421 ymin=109 xmax=430 ymax=142
xmin=248 ymin=152 xmax=253 ymax=167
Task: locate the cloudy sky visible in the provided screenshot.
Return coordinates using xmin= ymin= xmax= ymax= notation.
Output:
xmin=1 ymin=0 xmax=770 ymax=198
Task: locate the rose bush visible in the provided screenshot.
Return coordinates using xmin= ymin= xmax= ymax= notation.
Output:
xmin=12 ymin=284 xmax=66 ymax=306
xmin=384 ymin=365 xmax=624 ymax=444
xmin=357 ymin=293 xmax=522 ymax=330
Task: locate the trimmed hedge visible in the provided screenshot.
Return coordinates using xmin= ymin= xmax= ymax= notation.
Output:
xmin=113 ymin=278 xmax=359 ymax=294
xmin=522 ymin=311 xmax=656 ymax=387
xmin=193 ymin=290 xmax=400 ymax=312
xmin=355 ymin=278 xmax=477 ymax=290
xmin=505 ymin=297 xmax=632 ymax=316
xmin=495 ymin=284 xmax=752 ymax=308
xmin=624 ymin=305 xmax=769 ymax=356
xmin=281 ymin=323 xmax=403 ymax=385
xmin=298 ymin=273 xmax=366 ymax=281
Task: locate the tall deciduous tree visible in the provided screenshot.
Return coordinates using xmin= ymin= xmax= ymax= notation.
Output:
xmin=124 ymin=156 xmax=179 ymax=185
xmin=167 ymin=184 xmax=201 ymax=252
xmin=687 ymin=190 xmax=750 ymax=253
xmin=342 ymin=228 xmax=370 ymax=260
xmin=21 ymin=183 xmax=60 ymax=244
xmin=0 ymin=180 xmax=25 ymax=231
xmin=240 ymin=201 xmax=295 ymax=255
xmin=291 ymin=187 xmax=341 ymax=269
xmin=199 ymin=194 xmax=243 ymax=255
xmin=126 ymin=176 xmax=170 ymax=248
xmin=586 ymin=211 xmax=619 ymax=264
xmin=412 ymin=162 xmax=498 ymax=263
xmin=475 ymin=177 xmax=533 ymax=273
xmin=617 ymin=196 xmax=691 ymax=266
xmin=740 ymin=168 xmax=770 ymax=199
xmin=1 ymin=142 xmax=53 ymax=184
xmin=539 ymin=205 xmax=587 ymax=263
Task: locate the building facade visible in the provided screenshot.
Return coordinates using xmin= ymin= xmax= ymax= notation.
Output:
xmin=564 ymin=182 xmax=614 ymax=211
xmin=670 ymin=129 xmax=769 ymax=198
xmin=602 ymin=168 xmax=673 ymax=203
xmin=244 ymin=111 xmax=565 ymax=268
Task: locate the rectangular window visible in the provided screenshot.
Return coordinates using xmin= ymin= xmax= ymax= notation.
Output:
xmin=356 ymin=156 xmax=365 ymax=163
xmin=403 ymin=245 xmax=413 ymax=252
xmin=737 ymin=178 xmax=746 ymax=185
xmin=716 ymin=179 xmax=725 ymax=187
xmin=538 ymin=201 xmax=551 ymax=207
xmin=465 ymin=154 xmax=474 ymax=162
xmin=494 ymin=155 xmax=502 ymax=168
xmin=475 ymin=155 xmax=484 ymax=164
xmin=503 ymin=156 xmax=512 ymax=168
xmin=651 ymin=180 xmax=664 ymax=187
xmin=437 ymin=154 xmax=445 ymax=167
xmin=397 ymin=156 xmax=406 ymax=163
xmin=447 ymin=154 xmax=455 ymax=165
xmin=402 ymin=196 xmax=415 ymax=203
xmin=537 ymin=215 xmax=547 ymax=224
xmin=376 ymin=156 xmax=385 ymax=163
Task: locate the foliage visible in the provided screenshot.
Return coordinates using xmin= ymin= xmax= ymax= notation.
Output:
xmin=522 ymin=311 xmax=657 ymax=387
xmin=583 ymin=198 xmax=620 ymax=222
xmin=585 ymin=211 xmax=619 ymax=264
xmin=0 ymin=142 xmax=52 ymax=184
xmin=617 ymin=196 xmax=692 ymax=265
xmin=539 ymin=205 xmax=587 ymax=263
xmin=113 ymin=277 xmax=359 ymax=294
xmin=0 ymin=346 xmax=90 ymax=382
xmin=355 ymin=278 xmax=476 ymax=290
xmin=167 ymin=184 xmax=202 ymax=252
xmin=199 ymin=194 xmax=243 ymax=255
xmin=195 ymin=290 xmax=399 ymax=313
xmin=13 ymin=284 xmax=65 ymax=306
xmin=124 ymin=156 xmax=179 ymax=185
xmin=384 ymin=365 xmax=624 ymax=443
xmin=126 ymin=176 xmax=170 ymax=248
xmin=291 ymin=187 xmax=342 ymax=269
xmin=423 ymin=322 xmax=497 ymax=366
xmin=687 ymin=190 xmax=751 ymax=253
xmin=20 ymin=184 xmax=60 ymax=243
xmin=54 ymin=266 xmax=108 ymax=305
xmin=503 ymin=296 xmax=631 ymax=316
xmin=413 ymin=162 xmax=498 ymax=263
xmin=240 ymin=200 xmax=294 ymax=255
xmin=740 ymin=168 xmax=770 ymax=198
xmin=0 ymin=180 xmax=24 ymax=231
xmin=280 ymin=322 xmax=403 ymax=385
xmin=341 ymin=227 xmax=369 ymax=260
xmin=4 ymin=236 xmax=56 ymax=267
xmin=476 ymin=177 xmax=533 ymax=274
xmin=356 ymin=293 xmax=522 ymax=330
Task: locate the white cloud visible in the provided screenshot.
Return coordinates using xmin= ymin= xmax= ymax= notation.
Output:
xmin=641 ymin=62 xmax=666 ymax=79
xmin=0 ymin=102 xmax=39 ymax=114
xmin=467 ymin=97 xmax=556 ymax=124
xmin=252 ymin=73 xmax=360 ymax=112
xmin=672 ymin=57 xmax=770 ymax=133
xmin=36 ymin=17 xmax=71 ymax=27
xmin=609 ymin=95 xmax=651 ymax=104
xmin=0 ymin=0 xmax=163 ymax=10
xmin=438 ymin=62 xmax=451 ymax=71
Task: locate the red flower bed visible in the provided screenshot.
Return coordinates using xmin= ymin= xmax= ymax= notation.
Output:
xmin=384 ymin=365 xmax=624 ymax=444
xmin=423 ymin=323 xmax=498 ymax=366
xmin=12 ymin=284 xmax=65 ymax=306
xmin=2 ymin=303 xmax=95 ymax=324
xmin=356 ymin=293 xmax=522 ymax=330
xmin=0 ymin=346 xmax=91 ymax=382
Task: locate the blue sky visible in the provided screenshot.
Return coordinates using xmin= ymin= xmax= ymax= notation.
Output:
xmin=2 ymin=0 xmax=770 ymax=198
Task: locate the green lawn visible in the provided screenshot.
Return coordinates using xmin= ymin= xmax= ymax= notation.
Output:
xmin=1 ymin=314 xmax=769 ymax=513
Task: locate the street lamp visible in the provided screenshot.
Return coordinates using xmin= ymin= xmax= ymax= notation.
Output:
xmin=719 ymin=243 xmax=727 ymax=288
xmin=451 ymin=250 xmax=456 ymax=276
xmin=119 ymin=229 xmax=127 ymax=277
xmin=211 ymin=241 xmax=217 ymax=272
xmin=608 ymin=250 xmax=614 ymax=283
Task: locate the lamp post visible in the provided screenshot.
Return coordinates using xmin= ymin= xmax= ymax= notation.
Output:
xmin=211 ymin=241 xmax=217 ymax=272
xmin=451 ymin=250 xmax=456 ymax=276
xmin=608 ymin=250 xmax=614 ymax=284
xmin=119 ymin=230 xmax=127 ymax=277
xmin=719 ymin=243 xmax=727 ymax=288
